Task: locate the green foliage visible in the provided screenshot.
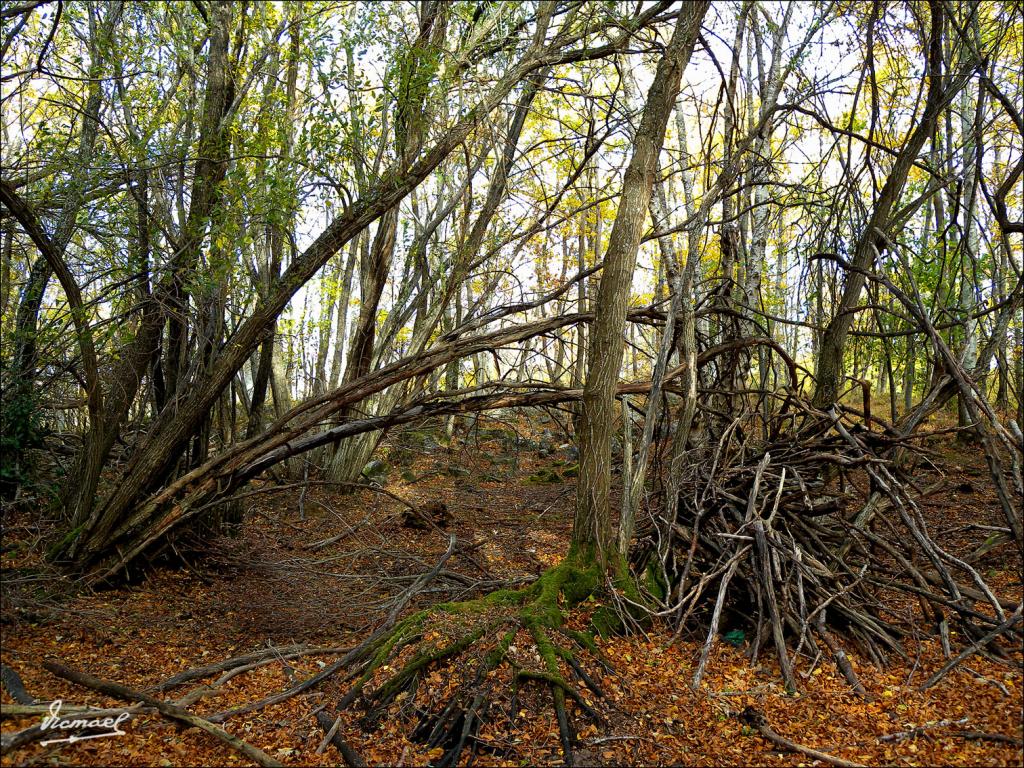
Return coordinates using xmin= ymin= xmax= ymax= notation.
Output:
xmin=0 ymin=377 xmax=47 ymax=495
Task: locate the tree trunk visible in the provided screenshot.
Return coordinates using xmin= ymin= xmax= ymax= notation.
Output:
xmin=328 ymin=237 xmax=360 ymax=390
xmin=325 ymin=4 xmax=447 ymax=483
xmin=956 ymin=73 xmax=984 ymax=430
xmin=813 ymin=0 xmax=966 ymax=408
xmin=329 ymin=57 xmax=546 ymax=483
xmin=574 ymin=0 xmax=708 ymax=568
xmin=63 ymin=5 xmax=650 ymax=571
xmin=163 ymin=0 xmax=235 ymax=405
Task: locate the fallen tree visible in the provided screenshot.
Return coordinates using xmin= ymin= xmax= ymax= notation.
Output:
xmin=20 ymin=3 xmax=1021 ymax=765
xmin=63 ymin=307 xmax=666 ymax=577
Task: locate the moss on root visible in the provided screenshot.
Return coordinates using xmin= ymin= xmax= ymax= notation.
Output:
xmin=590 ymin=605 xmax=623 ymax=638
xmin=372 ymin=620 xmax=495 ymax=706
xmin=644 ymin=560 xmax=668 ymax=602
xmin=433 ymin=555 xmax=605 ymax=630
xmin=345 ymin=555 xmax=640 ymax=766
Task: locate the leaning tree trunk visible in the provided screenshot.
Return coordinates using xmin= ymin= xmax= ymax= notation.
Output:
xmin=63 ymin=0 xmax=236 ymax=541
xmin=813 ymin=0 xmax=969 ymax=409
xmin=574 ymin=0 xmax=709 ymax=569
xmin=59 ymin=1 xmax=670 ymax=575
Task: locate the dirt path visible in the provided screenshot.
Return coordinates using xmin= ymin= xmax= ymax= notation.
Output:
xmin=2 ymin=424 xmax=1021 ymax=766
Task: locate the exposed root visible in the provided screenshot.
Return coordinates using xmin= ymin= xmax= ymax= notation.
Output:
xmin=329 ymin=557 xmax=611 ymax=767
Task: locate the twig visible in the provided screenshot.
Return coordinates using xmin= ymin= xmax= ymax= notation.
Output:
xmin=585 ymin=734 xmax=648 ymax=744
xmin=315 ymin=713 xmax=341 ymax=755
xmin=955 ymin=731 xmax=1023 ymax=746
xmin=738 ymin=706 xmax=865 ymax=768
xmin=385 ymin=534 xmax=458 ymax=626
xmin=879 ymin=717 xmax=969 ymax=742
xmin=920 ymin=604 xmax=1023 ymax=690
xmin=151 ymin=643 xmax=350 ymax=693
xmin=42 ymin=660 xmax=283 ymax=767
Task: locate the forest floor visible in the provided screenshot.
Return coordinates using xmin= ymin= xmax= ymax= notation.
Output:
xmin=1 ymin=413 xmax=1022 ymax=767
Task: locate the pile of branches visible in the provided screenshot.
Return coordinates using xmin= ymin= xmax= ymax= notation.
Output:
xmin=633 ymin=391 xmax=1022 ymax=694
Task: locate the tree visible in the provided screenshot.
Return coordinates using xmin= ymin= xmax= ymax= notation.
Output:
xmin=1 ymin=3 xmax=1021 ymax=759
xmin=574 ymin=0 xmax=710 ymax=571
xmin=812 ymin=0 xmax=970 ymax=409
xmin=2 ymin=1 xmax=680 ymax=574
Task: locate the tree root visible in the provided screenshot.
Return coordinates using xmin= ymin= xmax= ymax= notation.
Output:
xmin=327 ymin=557 xmax=609 ymax=767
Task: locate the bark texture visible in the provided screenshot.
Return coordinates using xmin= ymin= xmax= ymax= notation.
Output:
xmin=574 ymin=1 xmax=709 ymax=566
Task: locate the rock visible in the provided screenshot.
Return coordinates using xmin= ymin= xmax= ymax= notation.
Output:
xmin=402 ymin=500 xmax=450 ymax=529
xmin=527 ymin=469 xmax=563 ymax=484
xmin=362 ymin=459 xmax=387 ymax=481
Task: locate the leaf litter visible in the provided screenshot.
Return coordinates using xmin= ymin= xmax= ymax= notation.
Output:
xmin=2 ymin=419 xmax=1020 ymax=766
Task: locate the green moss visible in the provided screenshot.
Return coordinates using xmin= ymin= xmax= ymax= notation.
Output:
xmin=561 ymin=561 xmax=600 ymax=605
xmin=47 ymin=523 xmax=84 ymax=560
xmin=643 ymin=561 xmax=667 ymax=602
xmin=347 ymin=611 xmax=427 ymax=699
xmin=486 ymin=629 xmax=517 ymax=668
xmin=373 ymin=621 xmax=491 ymax=704
xmin=531 ymin=623 xmax=561 ymax=669
xmin=364 ymin=553 xmax=635 ymax=716
xmin=590 ymin=605 xmax=623 ymax=638
xmin=436 ymin=585 xmax=531 ymax=615
xmin=372 ymin=612 xmax=426 ymax=666
xmin=522 ymin=568 xmax=566 ymax=627
xmin=433 ymin=559 xmax=601 ymax=633
xmin=560 ymin=627 xmax=599 ymax=655
xmin=527 ymin=469 xmax=563 ymax=484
